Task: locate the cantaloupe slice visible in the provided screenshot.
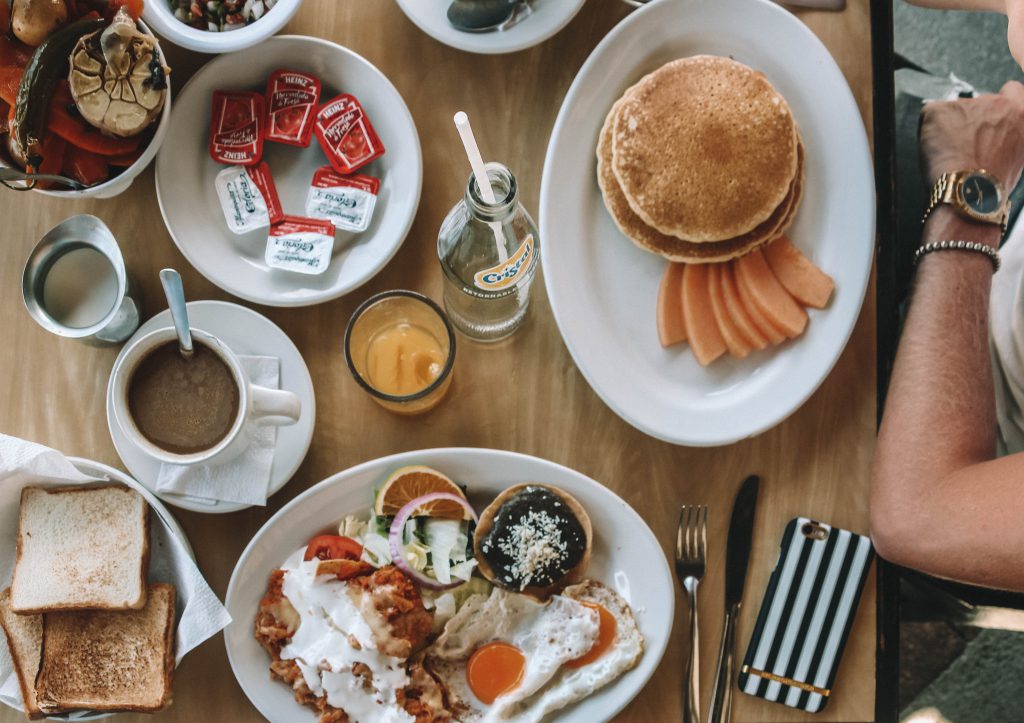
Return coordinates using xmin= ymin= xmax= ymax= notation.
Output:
xmin=708 ymin=264 xmax=752 ymax=358
xmin=656 ymin=262 xmax=687 ymax=347
xmin=763 ymin=236 xmax=835 ymax=309
xmin=735 ymin=268 xmax=786 ymax=345
xmin=735 ymin=250 xmax=808 ymax=339
xmin=720 ymin=263 xmax=768 ymax=350
xmin=682 ymin=263 xmax=727 ymax=366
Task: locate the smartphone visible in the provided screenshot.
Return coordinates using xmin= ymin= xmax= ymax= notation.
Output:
xmin=737 ymin=518 xmax=873 ymax=713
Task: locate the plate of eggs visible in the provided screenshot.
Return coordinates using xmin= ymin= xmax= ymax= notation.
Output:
xmin=224 ymin=448 xmax=673 ymax=721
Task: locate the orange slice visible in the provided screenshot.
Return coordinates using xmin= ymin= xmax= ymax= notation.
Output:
xmin=708 ymin=263 xmax=752 ymax=358
xmin=374 ymin=466 xmax=469 ymax=519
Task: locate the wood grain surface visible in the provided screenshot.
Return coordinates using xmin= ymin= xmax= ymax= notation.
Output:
xmin=0 ymin=0 xmax=877 ymax=721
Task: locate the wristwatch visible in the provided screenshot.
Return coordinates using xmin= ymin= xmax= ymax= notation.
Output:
xmin=922 ymin=169 xmax=1010 ymax=234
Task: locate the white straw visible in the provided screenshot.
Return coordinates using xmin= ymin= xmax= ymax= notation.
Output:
xmin=454 ymin=111 xmax=508 ymax=264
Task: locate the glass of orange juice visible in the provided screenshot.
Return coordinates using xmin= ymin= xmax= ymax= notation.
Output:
xmin=344 ymin=290 xmax=456 ymax=415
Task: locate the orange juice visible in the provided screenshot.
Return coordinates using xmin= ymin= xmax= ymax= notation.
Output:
xmin=344 ymin=291 xmax=455 ymax=415
xmin=365 ymin=322 xmax=445 ymax=396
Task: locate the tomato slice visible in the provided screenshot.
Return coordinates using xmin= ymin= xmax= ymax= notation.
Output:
xmin=303 ymin=534 xmax=364 ymax=562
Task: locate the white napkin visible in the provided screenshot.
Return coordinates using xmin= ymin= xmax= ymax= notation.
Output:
xmin=0 ymin=434 xmax=232 ymax=717
xmin=990 ymin=221 xmax=1024 ymax=453
xmin=155 ymin=355 xmax=280 ymax=507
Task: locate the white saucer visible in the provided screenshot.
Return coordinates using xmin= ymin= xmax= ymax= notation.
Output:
xmin=395 ymin=0 xmax=587 ymax=55
xmin=106 ymin=301 xmax=316 ymax=514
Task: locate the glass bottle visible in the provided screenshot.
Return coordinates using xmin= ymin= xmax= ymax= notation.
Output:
xmin=437 ymin=162 xmax=539 ymax=342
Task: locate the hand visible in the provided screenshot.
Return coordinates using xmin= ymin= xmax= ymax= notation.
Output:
xmin=920 ymin=81 xmax=1024 ymax=191
xmin=1009 ymin=0 xmax=1024 ymax=69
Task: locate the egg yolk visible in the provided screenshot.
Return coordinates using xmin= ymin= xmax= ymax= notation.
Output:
xmin=466 ymin=641 xmax=526 ymax=704
xmin=566 ymin=603 xmax=617 ymax=668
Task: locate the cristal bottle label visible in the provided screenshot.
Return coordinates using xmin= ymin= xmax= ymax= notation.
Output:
xmin=473 ymin=235 xmax=535 ymax=291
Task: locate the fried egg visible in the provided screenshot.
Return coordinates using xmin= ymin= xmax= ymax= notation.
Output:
xmin=426 ymin=587 xmax=600 ymax=721
xmin=502 ymin=579 xmax=645 ymax=721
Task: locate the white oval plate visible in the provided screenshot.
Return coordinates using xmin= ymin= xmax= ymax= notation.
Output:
xmin=395 ymin=0 xmax=587 ymax=55
xmin=106 ymin=301 xmax=315 ymax=514
xmin=155 ymin=36 xmax=422 ymax=307
xmin=540 ymin=0 xmax=875 ymax=447
xmin=225 ymin=448 xmax=673 ymax=722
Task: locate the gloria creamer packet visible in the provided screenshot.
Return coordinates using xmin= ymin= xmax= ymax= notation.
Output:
xmin=266 ymin=215 xmax=336 ymax=275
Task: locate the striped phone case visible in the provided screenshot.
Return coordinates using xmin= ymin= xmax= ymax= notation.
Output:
xmin=737 ymin=518 xmax=873 ymax=713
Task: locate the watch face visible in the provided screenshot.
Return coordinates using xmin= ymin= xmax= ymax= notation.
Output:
xmin=961 ymin=173 xmax=1001 ymax=215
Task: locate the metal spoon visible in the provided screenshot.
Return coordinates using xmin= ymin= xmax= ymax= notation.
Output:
xmin=0 ymin=167 xmax=88 ymax=192
xmin=159 ymin=268 xmax=193 ymax=359
xmin=447 ymin=0 xmax=531 ymax=33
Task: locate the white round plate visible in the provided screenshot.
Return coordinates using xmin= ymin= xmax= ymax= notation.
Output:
xmin=540 ymin=0 xmax=875 ymax=447
xmin=225 ymin=448 xmax=673 ymax=722
xmin=155 ymin=36 xmax=422 ymax=307
xmin=395 ymin=0 xmax=587 ymax=55
xmin=1 ymin=458 xmax=192 ymax=722
xmin=106 ymin=301 xmax=316 ymax=513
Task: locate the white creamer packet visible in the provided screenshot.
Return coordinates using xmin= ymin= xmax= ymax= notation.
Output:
xmin=265 ymin=216 xmax=335 ymax=275
xmin=215 ymin=162 xmax=283 ymax=234
xmin=304 ymin=167 xmax=380 ymax=232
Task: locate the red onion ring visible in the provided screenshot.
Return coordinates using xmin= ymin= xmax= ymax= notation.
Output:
xmin=388 ymin=492 xmax=478 ymax=591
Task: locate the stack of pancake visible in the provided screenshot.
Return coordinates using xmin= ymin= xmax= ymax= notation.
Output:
xmin=597 ymin=55 xmax=804 ymax=264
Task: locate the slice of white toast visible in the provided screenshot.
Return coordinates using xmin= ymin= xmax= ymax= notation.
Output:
xmin=11 ymin=485 xmax=150 ymax=614
xmin=0 ymin=588 xmax=44 ymax=720
xmin=35 ymin=582 xmax=176 ymax=714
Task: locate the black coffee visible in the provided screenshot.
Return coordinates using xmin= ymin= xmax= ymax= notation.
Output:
xmin=127 ymin=340 xmax=240 ymax=455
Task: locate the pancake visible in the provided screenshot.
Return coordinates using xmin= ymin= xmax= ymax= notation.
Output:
xmin=597 ymin=98 xmax=804 ymax=263
xmin=611 ymin=56 xmax=799 ymax=242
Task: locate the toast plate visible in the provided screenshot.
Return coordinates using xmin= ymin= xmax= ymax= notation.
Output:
xmin=0 ymin=458 xmax=192 ymax=722
xmin=539 ymin=0 xmax=874 ymax=446
xmin=395 ymin=0 xmax=587 ymax=55
xmin=225 ymin=448 xmax=673 ymax=722
xmin=155 ymin=36 xmax=422 ymax=307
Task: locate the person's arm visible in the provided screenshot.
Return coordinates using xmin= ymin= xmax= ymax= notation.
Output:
xmin=871 ymin=83 xmax=1024 ymax=590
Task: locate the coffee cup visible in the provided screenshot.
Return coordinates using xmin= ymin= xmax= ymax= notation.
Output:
xmin=110 ymin=326 xmax=301 ymax=466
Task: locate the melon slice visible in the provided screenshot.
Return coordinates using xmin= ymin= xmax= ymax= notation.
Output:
xmin=682 ymin=263 xmax=727 ymax=366
xmin=736 ymin=269 xmax=787 ymax=345
xmin=720 ymin=263 xmax=769 ymax=350
xmin=763 ymin=236 xmax=835 ymax=309
xmin=656 ymin=262 xmax=687 ymax=347
xmin=735 ymin=250 xmax=808 ymax=339
xmin=708 ymin=264 xmax=752 ymax=358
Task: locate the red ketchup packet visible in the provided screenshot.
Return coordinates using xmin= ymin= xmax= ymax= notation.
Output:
xmin=314 ymin=94 xmax=385 ymax=175
xmin=266 ymin=215 xmax=336 ymax=275
xmin=264 ymin=69 xmax=322 ymax=147
xmin=215 ymin=162 xmax=284 ymax=234
xmin=305 ymin=167 xmax=380 ymax=232
xmin=210 ymin=90 xmax=265 ymax=166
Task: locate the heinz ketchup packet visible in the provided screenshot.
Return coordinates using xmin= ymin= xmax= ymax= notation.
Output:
xmin=313 ymin=94 xmax=385 ymax=175
xmin=210 ymin=90 xmax=264 ymax=166
xmin=264 ymin=69 xmax=321 ymax=147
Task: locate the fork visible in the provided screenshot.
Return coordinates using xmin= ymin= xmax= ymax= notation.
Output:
xmin=676 ymin=505 xmax=708 ymax=723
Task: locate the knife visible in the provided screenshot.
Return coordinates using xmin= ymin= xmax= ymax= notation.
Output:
xmin=707 ymin=474 xmax=760 ymax=723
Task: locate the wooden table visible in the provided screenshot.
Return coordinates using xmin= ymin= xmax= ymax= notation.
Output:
xmin=0 ymin=0 xmax=877 ymax=720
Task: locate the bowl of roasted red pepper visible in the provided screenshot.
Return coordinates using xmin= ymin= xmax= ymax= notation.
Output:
xmin=0 ymin=0 xmax=171 ymax=197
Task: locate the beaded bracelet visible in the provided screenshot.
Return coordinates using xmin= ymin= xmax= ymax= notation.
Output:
xmin=913 ymin=240 xmax=1001 ymax=272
